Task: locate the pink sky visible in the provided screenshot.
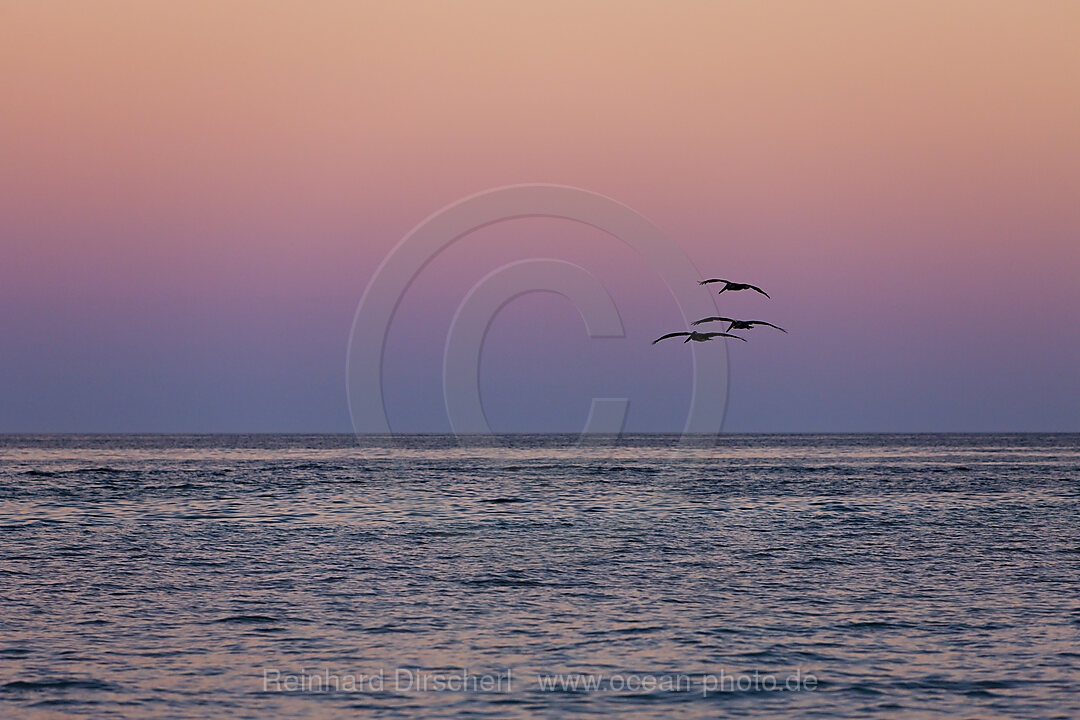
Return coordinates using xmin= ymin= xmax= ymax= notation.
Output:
xmin=1 ymin=1 xmax=1078 ymax=431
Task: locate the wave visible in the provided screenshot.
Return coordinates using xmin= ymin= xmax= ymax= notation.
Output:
xmin=2 ymin=678 xmax=118 ymax=692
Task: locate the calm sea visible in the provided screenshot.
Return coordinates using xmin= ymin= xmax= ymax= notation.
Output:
xmin=1 ymin=434 xmax=1078 ymax=719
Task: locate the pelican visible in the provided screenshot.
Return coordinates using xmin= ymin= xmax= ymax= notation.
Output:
xmin=691 ymin=317 xmax=787 ymax=333
xmin=699 ymin=279 xmax=770 ymax=298
xmin=652 ymin=331 xmax=747 ymax=344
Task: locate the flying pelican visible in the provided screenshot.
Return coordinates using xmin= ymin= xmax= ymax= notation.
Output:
xmin=699 ymin=279 xmax=770 ymax=298
xmin=691 ymin=317 xmax=787 ymax=333
xmin=652 ymin=331 xmax=747 ymax=344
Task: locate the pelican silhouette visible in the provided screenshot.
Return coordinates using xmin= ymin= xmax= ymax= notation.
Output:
xmin=652 ymin=331 xmax=747 ymax=344
xmin=699 ymin=279 xmax=770 ymax=298
xmin=691 ymin=317 xmax=787 ymax=333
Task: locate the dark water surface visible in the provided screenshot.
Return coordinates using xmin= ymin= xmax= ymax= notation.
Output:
xmin=1 ymin=434 xmax=1078 ymax=719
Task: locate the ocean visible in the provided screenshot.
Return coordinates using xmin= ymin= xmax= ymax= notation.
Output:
xmin=1 ymin=434 xmax=1078 ymax=719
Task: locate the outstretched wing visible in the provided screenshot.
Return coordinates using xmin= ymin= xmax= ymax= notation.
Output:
xmin=698 ymin=278 xmax=729 ymax=286
xmin=746 ymin=321 xmax=787 ymax=332
xmin=747 ymin=284 xmax=771 ymax=298
xmin=652 ymin=332 xmax=691 ymax=344
xmin=701 ymin=332 xmax=747 ymax=342
xmin=691 ymin=316 xmax=735 ymax=326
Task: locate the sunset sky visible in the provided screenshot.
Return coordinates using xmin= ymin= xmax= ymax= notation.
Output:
xmin=2 ymin=1 xmax=1078 ymax=432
